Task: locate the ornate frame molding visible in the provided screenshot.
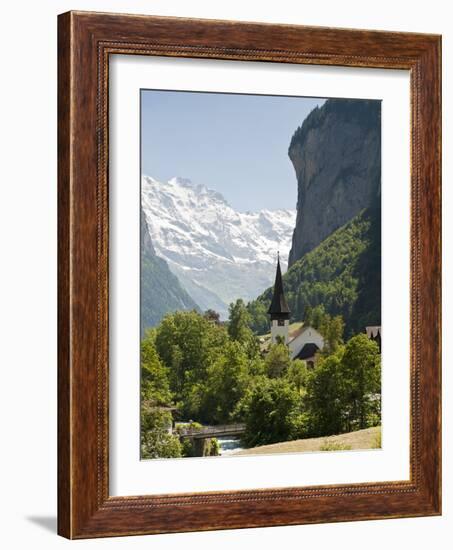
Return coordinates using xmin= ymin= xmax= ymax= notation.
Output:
xmin=58 ymin=11 xmax=441 ymax=538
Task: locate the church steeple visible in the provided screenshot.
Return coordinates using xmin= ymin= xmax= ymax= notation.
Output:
xmin=268 ymin=253 xmax=291 ymax=344
xmin=268 ymin=253 xmax=290 ymax=317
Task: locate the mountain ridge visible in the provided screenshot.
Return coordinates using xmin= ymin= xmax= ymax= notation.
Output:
xmin=142 ymin=175 xmax=296 ymax=318
xmin=140 ymin=208 xmax=199 ymax=334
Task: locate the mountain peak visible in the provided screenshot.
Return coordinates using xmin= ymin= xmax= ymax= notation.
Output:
xmin=169 ymin=176 xmax=195 ymax=188
xmin=141 ymin=175 xmax=296 ymax=319
xmin=145 ymin=175 xmax=230 ymax=208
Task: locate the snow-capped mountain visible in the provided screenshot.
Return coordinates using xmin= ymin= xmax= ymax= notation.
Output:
xmin=142 ymin=176 xmax=296 ymax=319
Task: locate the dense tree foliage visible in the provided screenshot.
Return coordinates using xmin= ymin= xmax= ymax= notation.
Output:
xmin=304 ymin=350 xmax=347 ymax=436
xmin=227 ymin=299 xmax=260 ymax=358
xmin=203 ymin=309 xmax=221 ymax=323
xmin=265 ymin=343 xmax=291 ymax=378
xmin=340 ymin=334 xmax=381 ymax=430
xmin=241 ymin=377 xmax=305 ymax=447
xmin=141 ymin=308 xmax=381 ymax=457
xmin=141 ymin=407 xmax=182 ymax=459
xmin=140 ymin=336 xmax=183 ymax=459
xmin=245 ymin=300 xmax=269 ymax=336
xmin=285 ymin=359 xmax=310 ymax=395
xmin=202 ymin=341 xmax=250 ymax=424
xmin=140 ymin=332 xmax=172 ymax=405
xmin=305 ymin=334 xmax=381 ymax=436
xmin=154 ymin=311 xmax=228 ymax=404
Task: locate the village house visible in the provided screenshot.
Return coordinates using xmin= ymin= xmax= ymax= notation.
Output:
xmin=365 ymin=325 xmax=381 ymax=351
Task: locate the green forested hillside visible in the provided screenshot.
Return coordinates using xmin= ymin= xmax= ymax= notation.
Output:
xmin=141 ymin=209 xmax=199 ymax=334
xmin=248 ymin=205 xmax=381 ymax=337
xmin=141 ymin=253 xmax=199 ymax=334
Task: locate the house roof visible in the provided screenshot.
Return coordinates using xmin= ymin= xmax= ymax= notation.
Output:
xmin=267 ymin=255 xmax=290 ymax=316
xmin=294 ymin=342 xmax=320 ymax=360
xmin=366 ymin=326 xmax=381 ymax=338
xmin=288 ymin=325 xmax=323 ymax=345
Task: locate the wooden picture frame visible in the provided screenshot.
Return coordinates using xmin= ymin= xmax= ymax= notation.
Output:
xmin=58 ymin=11 xmax=441 ymax=539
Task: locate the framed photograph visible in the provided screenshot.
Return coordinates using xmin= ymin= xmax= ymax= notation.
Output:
xmin=58 ymin=11 xmax=441 ymax=538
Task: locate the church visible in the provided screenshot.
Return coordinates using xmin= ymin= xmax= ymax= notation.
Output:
xmin=267 ymin=255 xmax=324 ymax=368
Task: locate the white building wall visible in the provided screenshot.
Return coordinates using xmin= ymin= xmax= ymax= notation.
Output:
xmin=289 ymin=327 xmax=324 ymax=359
xmin=270 ymin=319 xmax=289 ymax=344
xmin=366 ymin=326 xmax=381 ymax=338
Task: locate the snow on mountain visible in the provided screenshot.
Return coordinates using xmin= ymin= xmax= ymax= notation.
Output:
xmin=142 ymin=176 xmax=296 ymax=319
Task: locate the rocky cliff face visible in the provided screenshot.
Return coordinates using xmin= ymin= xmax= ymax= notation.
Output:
xmin=288 ymin=99 xmax=381 ymax=266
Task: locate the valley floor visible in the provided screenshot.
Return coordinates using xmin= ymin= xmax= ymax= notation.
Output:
xmin=235 ymin=426 xmax=381 ymax=456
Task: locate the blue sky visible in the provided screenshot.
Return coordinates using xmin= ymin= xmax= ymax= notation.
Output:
xmin=141 ymin=90 xmax=324 ymax=211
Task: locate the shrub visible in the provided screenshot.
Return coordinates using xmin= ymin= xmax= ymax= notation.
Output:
xmin=319 ymin=440 xmax=352 ymax=452
xmin=181 ymin=438 xmax=195 ymax=458
xmin=209 ymin=438 xmax=220 ymax=456
xmin=140 ymin=408 xmax=182 ymax=459
xmin=371 ymin=429 xmax=382 ymax=449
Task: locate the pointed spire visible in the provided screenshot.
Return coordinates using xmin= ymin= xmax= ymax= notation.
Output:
xmin=268 ymin=254 xmax=290 ymax=316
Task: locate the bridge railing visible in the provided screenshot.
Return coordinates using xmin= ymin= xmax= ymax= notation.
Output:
xmin=178 ymin=423 xmax=245 ymax=437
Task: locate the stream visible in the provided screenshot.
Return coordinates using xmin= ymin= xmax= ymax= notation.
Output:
xmin=217 ymin=436 xmax=244 ymax=456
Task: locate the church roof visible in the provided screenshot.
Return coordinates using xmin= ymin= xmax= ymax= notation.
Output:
xmin=294 ymin=342 xmax=320 ymax=360
xmin=268 ymin=255 xmax=291 ymax=315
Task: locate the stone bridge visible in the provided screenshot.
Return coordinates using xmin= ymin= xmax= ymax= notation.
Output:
xmin=178 ymin=423 xmax=246 ymax=440
xmin=178 ymin=423 xmax=246 ymax=457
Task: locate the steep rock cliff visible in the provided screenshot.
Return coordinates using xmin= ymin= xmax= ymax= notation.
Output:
xmin=288 ymin=99 xmax=381 ymax=266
